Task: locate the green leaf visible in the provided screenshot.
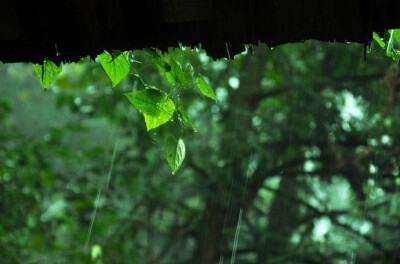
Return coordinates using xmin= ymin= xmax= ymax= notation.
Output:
xmin=178 ymin=64 xmax=195 ymax=89
xmin=196 ymin=74 xmax=216 ymax=101
xmin=33 ymin=60 xmax=62 ymax=89
xmin=178 ymin=99 xmax=196 ymax=131
xmin=98 ymin=51 xmax=130 ymax=87
xmin=165 ymin=58 xmax=195 ymax=89
xmin=165 ymin=136 xmax=186 ymax=173
xmin=125 ymin=89 xmax=175 ymax=131
xmin=146 ymin=48 xmax=171 ymax=75
xmin=392 ymin=29 xmax=400 ymax=56
xmin=386 ymin=29 xmax=400 ymax=61
xmin=372 ymin=32 xmax=385 ymax=48
xmin=147 ymin=51 xmax=194 ymax=89
xmin=393 ymin=29 xmax=400 ymax=42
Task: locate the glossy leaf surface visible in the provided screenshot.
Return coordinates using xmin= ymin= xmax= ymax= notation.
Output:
xmin=33 ymin=61 xmax=62 ymax=89
xmin=98 ymin=51 xmax=130 ymax=87
xmin=165 ymin=136 xmax=186 ymax=173
xmin=196 ymin=74 xmax=216 ymax=101
xmin=125 ymin=89 xmax=175 ymax=131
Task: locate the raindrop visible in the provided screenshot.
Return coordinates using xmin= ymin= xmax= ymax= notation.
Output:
xmin=55 ymin=44 xmax=61 ymax=57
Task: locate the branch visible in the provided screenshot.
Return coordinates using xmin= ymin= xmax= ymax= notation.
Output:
xmin=262 ymin=185 xmax=389 ymax=255
xmin=329 ymin=217 xmax=388 ymax=254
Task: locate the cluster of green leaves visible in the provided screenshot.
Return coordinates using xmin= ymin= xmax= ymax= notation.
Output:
xmin=372 ymin=29 xmax=400 ymax=61
xmin=102 ymin=49 xmax=215 ymax=173
xmin=31 ymin=48 xmax=215 ymax=173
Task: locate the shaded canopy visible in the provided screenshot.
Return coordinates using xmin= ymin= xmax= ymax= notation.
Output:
xmin=0 ymin=0 xmax=399 ymax=63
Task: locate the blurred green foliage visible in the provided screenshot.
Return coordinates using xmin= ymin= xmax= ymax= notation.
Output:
xmin=1 ymin=41 xmax=400 ymax=264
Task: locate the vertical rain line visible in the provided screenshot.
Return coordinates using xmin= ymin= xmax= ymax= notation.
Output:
xmin=84 ymin=142 xmax=119 ymax=250
xmin=106 ymin=142 xmax=119 ymax=188
xmin=84 ymin=187 xmax=103 ymax=250
xmin=225 ymin=42 xmax=231 ymax=60
xmin=230 ymin=209 xmax=243 ymax=264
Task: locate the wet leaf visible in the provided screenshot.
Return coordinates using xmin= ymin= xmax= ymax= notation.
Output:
xmin=373 ymin=32 xmax=385 ymax=48
xmin=165 ymin=136 xmax=186 ymax=173
xmin=146 ymin=48 xmax=170 ymax=75
xmin=125 ymin=89 xmax=175 ymax=131
xmin=33 ymin=60 xmax=62 ymax=89
xmin=165 ymin=58 xmax=194 ymax=89
xmin=196 ymin=74 xmax=216 ymax=101
xmin=98 ymin=51 xmax=130 ymax=87
xmin=393 ymin=29 xmax=400 ymax=42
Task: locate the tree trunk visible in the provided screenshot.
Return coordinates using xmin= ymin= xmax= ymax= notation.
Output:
xmin=258 ymin=176 xmax=301 ymax=263
xmin=192 ymin=50 xmax=268 ymax=263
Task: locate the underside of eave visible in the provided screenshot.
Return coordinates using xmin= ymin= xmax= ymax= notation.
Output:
xmin=0 ymin=0 xmax=399 ymax=63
